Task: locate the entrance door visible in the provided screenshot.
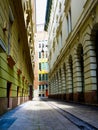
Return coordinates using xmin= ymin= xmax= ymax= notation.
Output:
xmin=17 ymin=86 xmax=19 ymax=105
xmin=46 ymin=89 xmax=48 ymax=97
xmin=46 ymin=84 xmax=48 ymax=97
xmin=7 ymin=82 xmax=11 ymax=108
xmin=29 ymin=85 xmax=33 ymax=100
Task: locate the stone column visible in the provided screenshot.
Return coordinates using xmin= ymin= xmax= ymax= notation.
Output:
xmin=56 ymin=71 xmax=59 ymax=98
xmin=53 ymin=75 xmax=56 ymax=96
xmin=83 ymin=36 xmax=97 ymax=103
xmin=55 ymin=74 xmax=58 ymax=97
xmin=57 ymin=69 xmax=61 ymax=100
xmin=61 ymin=63 xmax=66 ymax=94
xmin=73 ymin=47 xmax=84 ymax=102
xmin=61 ymin=63 xmax=66 ymax=100
xmin=51 ymin=78 xmax=53 ymax=96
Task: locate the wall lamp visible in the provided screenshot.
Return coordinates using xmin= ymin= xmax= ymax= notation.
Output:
xmin=41 ymin=44 xmax=44 ymax=53
xmin=41 ymin=48 xmax=44 ymax=53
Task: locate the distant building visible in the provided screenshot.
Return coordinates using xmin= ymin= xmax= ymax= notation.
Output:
xmin=0 ymin=0 xmax=35 ymax=115
xmin=34 ymin=31 xmax=49 ymax=98
xmin=45 ymin=0 xmax=98 ymax=104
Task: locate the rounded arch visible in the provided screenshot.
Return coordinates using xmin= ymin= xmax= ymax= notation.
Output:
xmin=77 ymin=44 xmax=83 ymax=58
xmin=59 ymin=67 xmax=61 ymax=75
xmin=91 ymin=23 xmax=98 ymax=102
xmin=91 ymin=23 xmax=98 ymax=40
xmin=77 ymin=44 xmax=85 ymax=102
xmin=63 ymin=62 xmax=66 ymax=79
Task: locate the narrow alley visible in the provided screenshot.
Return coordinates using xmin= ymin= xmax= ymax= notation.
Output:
xmin=0 ymin=0 xmax=98 ymax=130
xmin=0 ymin=98 xmax=98 ymax=130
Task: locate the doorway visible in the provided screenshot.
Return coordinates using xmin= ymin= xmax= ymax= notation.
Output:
xmin=7 ymin=82 xmax=11 ymax=108
xmin=91 ymin=24 xmax=98 ymax=103
xmin=17 ymin=86 xmax=19 ymax=105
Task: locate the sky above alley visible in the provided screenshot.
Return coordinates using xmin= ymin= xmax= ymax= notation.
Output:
xmin=36 ymin=0 xmax=47 ymax=32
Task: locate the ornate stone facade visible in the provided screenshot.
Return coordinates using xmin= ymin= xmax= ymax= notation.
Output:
xmin=45 ymin=0 xmax=98 ymax=104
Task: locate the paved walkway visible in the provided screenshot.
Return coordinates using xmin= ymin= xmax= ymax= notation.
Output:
xmin=44 ymin=98 xmax=98 ymax=129
xmin=0 ymin=97 xmax=98 ymax=130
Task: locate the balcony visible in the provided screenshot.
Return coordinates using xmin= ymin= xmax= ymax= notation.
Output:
xmin=7 ymin=55 xmax=15 ymax=68
xmin=22 ymin=76 xmax=25 ymax=81
xmin=17 ymin=68 xmax=22 ymax=76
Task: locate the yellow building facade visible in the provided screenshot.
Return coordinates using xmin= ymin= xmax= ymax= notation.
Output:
xmin=0 ymin=0 xmax=35 ymax=115
xmin=34 ymin=31 xmax=49 ymax=97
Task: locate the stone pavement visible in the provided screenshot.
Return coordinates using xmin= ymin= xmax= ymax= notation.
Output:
xmin=0 ymin=97 xmax=98 ymax=130
xmin=44 ymin=98 xmax=98 ymax=129
xmin=0 ymin=97 xmax=79 ymax=130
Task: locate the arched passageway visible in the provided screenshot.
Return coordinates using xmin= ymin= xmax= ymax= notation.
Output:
xmin=77 ymin=44 xmax=85 ymax=102
xmin=92 ymin=24 xmax=98 ymax=102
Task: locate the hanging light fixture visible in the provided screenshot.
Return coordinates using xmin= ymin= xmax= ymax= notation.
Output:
xmin=41 ymin=44 xmax=44 ymax=53
xmin=41 ymin=48 xmax=44 ymax=53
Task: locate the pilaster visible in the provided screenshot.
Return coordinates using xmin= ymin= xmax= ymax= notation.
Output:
xmin=61 ymin=63 xmax=66 ymax=94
